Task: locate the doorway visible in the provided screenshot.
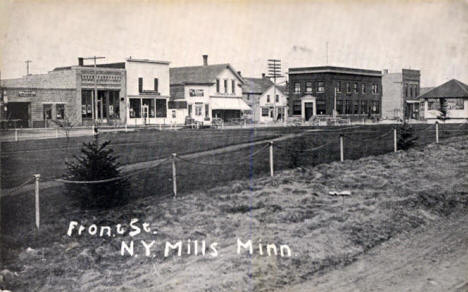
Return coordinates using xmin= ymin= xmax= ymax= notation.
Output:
xmin=142 ymin=105 xmax=149 ymax=125
xmin=304 ymin=102 xmax=314 ymax=121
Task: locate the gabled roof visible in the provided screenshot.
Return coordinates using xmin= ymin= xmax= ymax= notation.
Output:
xmin=169 ymin=64 xmax=244 ymax=85
xmin=242 ymin=77 xmax=274 ymax=94
xmin=419 ymin=79 xmax=468 ymax=99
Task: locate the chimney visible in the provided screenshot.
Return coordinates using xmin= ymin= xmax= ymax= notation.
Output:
xmin=262 ymin=73 xmax=266 ymax=79
xmin=382 ymin=69 xmax=389 ymax=75
xmin=78 ymin=57 xmax=84 ymax=66
xmin=237 ymin=71 xmax=242 ymax=76
xmin=203 ymin=55 xmax=208 ymax=66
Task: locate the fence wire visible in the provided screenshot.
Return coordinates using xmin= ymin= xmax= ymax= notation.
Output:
xmin=343 ymin=129 xmax=394 ymax=142
xmin=2 ymin=177 xmax=35 ymax=197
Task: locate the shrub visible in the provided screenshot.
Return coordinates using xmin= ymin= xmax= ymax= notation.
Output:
xmin=64 ymin=136 xmax=129 ymax=209
xmin=397 ymin=122 xmax=417 ymax=150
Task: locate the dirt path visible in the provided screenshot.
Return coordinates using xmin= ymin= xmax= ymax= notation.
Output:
xmin=283 ymin=213 xmax=468 ymax=292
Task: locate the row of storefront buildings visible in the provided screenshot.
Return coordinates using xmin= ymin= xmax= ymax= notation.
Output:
xmin=0 ymin=55 xmax=467 ymax=128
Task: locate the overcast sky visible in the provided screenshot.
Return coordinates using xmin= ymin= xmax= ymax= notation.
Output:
xmin=0 ymin=0 xmax=467 ymax=86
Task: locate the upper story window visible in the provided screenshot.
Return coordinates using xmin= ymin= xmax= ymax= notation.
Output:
xmin=305 ymin=82 xmax=313 ymax=93
xmin=216 ymin=79 xmax=220 ymax=93
xmin=317 ymin=81 xmax=325 ymax=93
xmin=353 ymin=83 xmax=358 ymax=93
xmin=232 ymin=80 xmax=236 ymax=94
xmin=275 ymin=94 xmax=279 ymax=103
xmin=154 ymin=78 xmax=159 ymax=92
xmin=336 ymin=81 xmax=342 ymax=93
xmin=294 ymin=82 xmax=301 ymax=94
xmin=138 ymin=77 xmax=143 ymax=93
xmin=372 ymin=84 xmax=378 ymax=94
xmin=224 ymin=79 xmax=228 ymax=93
xmin=267 ymin=95 xmax=270 ymax=103
xmin=346 ymin=82 xmax=351 ymax=93
xmin=361 ymin=83 xmax=366 ymax=93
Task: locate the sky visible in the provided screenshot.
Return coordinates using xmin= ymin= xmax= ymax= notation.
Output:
xmin=0 ymin=0 xmax=467 ymax=87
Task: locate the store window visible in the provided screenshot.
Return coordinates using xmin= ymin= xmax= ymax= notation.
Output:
xmin=262 ymin=107 xmax=269 ymax=117
xmin=316 ymin=100 xmax=326 ymax=115
xmin=130 ymin=99 xmax=141 ymax=118
xmin=293 ymin=100 xmax=301 ymax=115
xmin=345 ymin=100 xmax=352 ymax=114
xmin=361 ymin=100 xmax=368 ymax=114
xmin=336 ymin=100 xmax=344 ymax=114
xmin=108 ymin=91 xmax=120 ymax=119
xmin=81 ymin=90 xmax=93 ymax=118
xmin=43 ymin=104 xmax=52 ymax=120
xmin=56 ymin=104 xmax=65 ymax=120
xmin=195 ymin=104 xmax=203 ymax=116
xmin=446 ymin=98 xmax=464 ymax=110
xmin=156 ymin=99 xmax=167 ymax=117
xmin=354 ymin=101 xmax=359 ymax=114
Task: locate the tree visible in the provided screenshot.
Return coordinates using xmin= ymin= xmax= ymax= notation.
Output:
xmin=64 ymin=136 xmax=129 ymax=209
xmin=397 ymin=122 xmax=417 ymax=150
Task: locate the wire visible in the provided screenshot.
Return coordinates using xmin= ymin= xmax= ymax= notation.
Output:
xmin=175 ymin=145 xmax=269 ymax=166
xmin=1 ymin=177 xmax=35 ymax=197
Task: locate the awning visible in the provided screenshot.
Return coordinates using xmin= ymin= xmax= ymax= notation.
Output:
xmin=210 ymin=97 xmax=251 ymax=111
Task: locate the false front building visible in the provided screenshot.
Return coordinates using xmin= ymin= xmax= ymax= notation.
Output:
xmin=287 ymin=66 xmax=382 ymax=121
xmin=169 ymin=55 xmax=249 ymax=125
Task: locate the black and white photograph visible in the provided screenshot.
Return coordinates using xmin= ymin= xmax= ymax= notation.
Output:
xmin=0 ymin=0 xmax=467 ymax=291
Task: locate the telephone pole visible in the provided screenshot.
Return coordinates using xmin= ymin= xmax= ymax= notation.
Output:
xmin=25 ymin=60 xmax=32 ymax=75
xmin=80 ymin=56 xmax=105 ymax=122
xmin=267 ymin=59 xmax=283 ymax=121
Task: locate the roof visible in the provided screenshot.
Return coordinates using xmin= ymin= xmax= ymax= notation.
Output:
xmin=53 ymin=62 xmax=126 ymax=71
xmin=288 ymin=65 xmax=382 ymax=77
xmin=419 ymin=79 xmax=468 ymax=99
xmin=169 ymin=64 xmax=244 ymax=85
xmin=210 ymin=97 xmax=251 ymax=111
xmin=420 ymin=87 xmax=434 ymax=96
xmin=126 ymin=58 xmax=170 ymax=65
xmin=242 ymin=77 xmax=274 ymax=94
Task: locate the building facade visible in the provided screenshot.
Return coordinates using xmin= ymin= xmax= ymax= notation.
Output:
xmin=169 ymin=55 xmax=249 ymax=125
xmin=381 ymin=69 xmax=421 ymax=120
xmin=287 ymin=66 xmax=382 ymax=121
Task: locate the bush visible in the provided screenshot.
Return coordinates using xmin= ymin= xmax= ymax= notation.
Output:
xmin=64 ymin=136 xmax=129 ymax=209
xmin=397 ymin=122 xmax=417 ymax=150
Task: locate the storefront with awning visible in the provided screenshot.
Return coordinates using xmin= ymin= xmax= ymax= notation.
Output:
xmin=210 ymin=96 xmax=252 ymax=122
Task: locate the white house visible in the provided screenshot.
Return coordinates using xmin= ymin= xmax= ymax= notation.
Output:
xmin=169 ymin=55 xmax=249 ymax=126
xmin=256 ymin=84 xmax=288 ymax=123
xmin=419 ymin=79 xmax=468 ymax=123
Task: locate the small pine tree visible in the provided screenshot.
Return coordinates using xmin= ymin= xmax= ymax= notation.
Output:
xmin=65 ymin=136 xmax=129 ymax=209
xmin=397 ymin=122 xmax=418 ymax=150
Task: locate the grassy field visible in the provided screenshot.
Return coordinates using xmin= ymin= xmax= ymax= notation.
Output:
xmin=1 ymin=134 xmax=467 ymax=291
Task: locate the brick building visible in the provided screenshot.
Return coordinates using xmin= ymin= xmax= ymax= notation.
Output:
xmin=381 ymin=69 xmax=421 ymax=120
xmin=287 ymin=66 xmax=382 ymax=121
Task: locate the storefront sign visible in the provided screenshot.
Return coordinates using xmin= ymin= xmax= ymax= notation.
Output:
xmin=18 ymin=90 xmax=36 ymax=97
xmin=189 ymin=89 xmax=204 ymax=97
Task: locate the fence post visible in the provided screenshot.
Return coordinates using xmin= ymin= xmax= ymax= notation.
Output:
xmin=15 ymin=129 xmax=18 ymax=141
xmin=340 ymin=134 xmax=344 ymax=162
xmin=394 ymin=127 xmax=397 ymax=152
xmin=172 ymin=153 xmax=177 ymax=197
xmin=435 ymin=121 xmax=439 ymax=143
xmin=159 ymin=124 xmax=162 ymax=131
xmin=125 ymin=124 xmax=128 ymax=132
xmin=34 ymin=174 xmax=40 ymax=230
xmin=269 ymin=141 xmax=274 ymax=177
xmin=55 ymin=128 xmax=59 ymax=138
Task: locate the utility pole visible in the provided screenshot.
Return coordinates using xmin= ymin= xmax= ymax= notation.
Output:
xmin=25 ymin=60 xmax=32 ymax=75
xmin=267 ymin=59 xmax=283 ymax=121
xmin=80 ymin=56 xmax=105 ymax=122
xmin=333 ymin=87 xmax=337 ymax=118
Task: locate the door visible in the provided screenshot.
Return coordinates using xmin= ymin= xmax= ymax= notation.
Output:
xmin=142 ymin=105 xmax=149 ymax=125
xmin=305 ymin=102 xmax=314 ymax=121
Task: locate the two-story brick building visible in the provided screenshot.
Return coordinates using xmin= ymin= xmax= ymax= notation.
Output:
xmin=287 ymin=66 xmax=382 ymax=121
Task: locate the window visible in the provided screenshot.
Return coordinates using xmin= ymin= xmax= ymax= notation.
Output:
xmin=108 ymin=91 xmax=120 ymax=118
xmin=81 ymin=90 xmax=92 ymax=118
xmin=345 ymin=100 xmax=352 ymax=114
xmin=336 ymin=81 xmax=342 ymax=93
xmin=172 ymin=110 xmax=176 ymax=119
xmin=189 ymin=89 xmax=204 ymax=97
xmin=138 ymin=78 xmax=143 ymax=93
xmin=275 ymin=95 xmax=279 ymax=103
xmin=43 ymin=104 xmax=52 ymax=120
xmin=156 ymin=99 xmax=167 ymax=117
xmin=410 ymin=86 xmax=414 ymax=98
xmin=262 ymin=107 xmax=269 ymax=117
xmin=317 ymin=100 xmax=326 ymax=115
xmin=362 ymin=84 xmax=366 ymax=94
xmin=56 ymin=104 xmax=65 ymax=119
xmin=143 ymin=99 xmax=155 ymax=118
xmin=353 ymin=83 xmax=358 ymax=93
xmin=224 ymin=79 xmax=228 ymax=93
xmin=404 ymin=83 xmax=409 ymax=97
xmin=317 ymin=81 xmax=325 ymax=93
xmin=305 ymin=82 xmax=313 ymax=93
xmin=446 ymin=98 xmax=465 ymax=110
xmin=205 ymin=104 xmax=209 ymax=117
xmin=267 ymin=95 xmax=270 ymax=103
xmin=216 ymin=79 xmax=220 ymax=93
xmin=427 ymin=99 xmax=440 ymax=110
xmin=336 ymin=100 xmax=344 ymax=114
xmin=195 ymin=104 xmax=203 ymax=116
xmin=372 ymin=100 xmax=380 ymax=114
xmin=129 ymin=99 xmax=141 ymax=118
xmin=232 ymin=80 xmax=236 ymax=94
xmin=346 ymin=82 xmax=351 ymax=93
xmin=361 ymin=100 xmax=368 ymax=114
xmin=372 ymin=84 xmax=378 ymax=94
xmin=354 ymin=101 xmax=359 ymax=114
xmin=188 ymin=104 xmax=193 ymax=117
xmin=154 ymin=78 xmax=159 ymax=92
xmin=294 ymin=82 xmax=301 ymax=94
xmin=293 ymin=100 xmax=301 ymax=115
